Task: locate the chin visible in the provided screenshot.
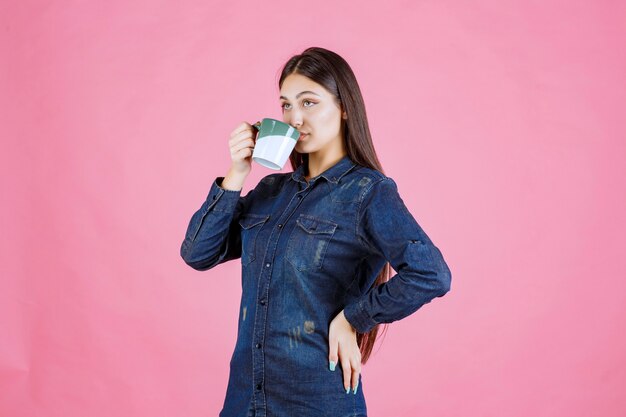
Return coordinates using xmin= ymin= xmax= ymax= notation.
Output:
xmin=295 ymin=144 xmax=312 ymax=154
xmin=297 ymin=140 xmax=323 ymax=152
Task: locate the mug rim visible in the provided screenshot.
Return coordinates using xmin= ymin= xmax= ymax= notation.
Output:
xmin=257 ymin=118 xmax=300 ymax=140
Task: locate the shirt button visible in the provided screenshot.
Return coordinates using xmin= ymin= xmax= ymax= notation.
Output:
xmin=278 ymin=224 xmax=283 ymax=228
xmin=259 ymin=299 xmax=266 ymax=305
xmin=256 ymin=383 xmax=262 ymax=390
xmin=256 ymin=343 xmax=262 ymax=348
xmin=265 ymin=263 xmax=271 ymax=268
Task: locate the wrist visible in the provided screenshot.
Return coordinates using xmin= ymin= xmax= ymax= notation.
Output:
xmin=221 ymin=168 xmax=248 ymax=191
xmin=339 ymin=309 xmax=356 ymax=332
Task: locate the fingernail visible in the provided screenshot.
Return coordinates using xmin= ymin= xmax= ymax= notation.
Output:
xmin=353 ymin=380 xmax=359 ymax=394
xmin=346 ymin=387 xmax=350 ymax=394
xmin=329 ymin=361 xmax=336 ymax=371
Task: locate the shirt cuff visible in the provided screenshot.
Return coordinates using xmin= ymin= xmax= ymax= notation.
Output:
xmin=343 ymin=299 xmax=378 ymax=334
xmin=207 ymin=177 xmax=242 ymax=212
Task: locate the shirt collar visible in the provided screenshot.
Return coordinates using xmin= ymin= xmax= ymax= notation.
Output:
xmin=290 ymin=155 xmax=356 ymax=185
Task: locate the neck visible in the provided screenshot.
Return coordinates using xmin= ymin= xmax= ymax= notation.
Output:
xmin=305 ymin=136 xmax=347 ymax=179
xmin=305 ymin=151 xmax=347 ymax=180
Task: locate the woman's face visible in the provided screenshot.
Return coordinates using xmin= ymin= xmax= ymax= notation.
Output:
xmin=279 ymin=73 xmax=346 ymax=156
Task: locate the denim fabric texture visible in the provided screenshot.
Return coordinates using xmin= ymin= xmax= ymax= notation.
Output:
xmin=180 ymin=155 xmax=452 ymax=417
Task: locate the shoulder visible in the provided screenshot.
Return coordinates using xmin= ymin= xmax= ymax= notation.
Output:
xmin=350 ymin=165 xmax=386 ymax=181
xmin=348 ymin=165 xmax=398 ymax=198
xmin=249 ymin=172 xmax=291 ymax=196
xmin=347 ymin=167 xmax=408 ymax=223
xmin=258 ymin=172 xmax=290 ymax=186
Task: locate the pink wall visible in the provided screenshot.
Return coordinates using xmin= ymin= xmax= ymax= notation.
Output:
xmin=2 ymin=1 xmax=625 ymax=416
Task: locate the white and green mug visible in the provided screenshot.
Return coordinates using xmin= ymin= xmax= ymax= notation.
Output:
xmin=251 ymin=118 xmax=301 ymax=170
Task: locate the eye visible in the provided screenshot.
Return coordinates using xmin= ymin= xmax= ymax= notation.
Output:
xmin=280 ymin=99 xmax=316 ymax=111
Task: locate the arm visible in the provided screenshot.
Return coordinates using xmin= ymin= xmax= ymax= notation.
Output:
xmin=343 ymin=177 xmax=452 ymax=333
xmin=179 ymin=176 xmax=254 ymax=271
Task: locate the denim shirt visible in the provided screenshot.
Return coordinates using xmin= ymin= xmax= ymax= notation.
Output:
xmin=180 ymin=155 xmax=451 ymax=417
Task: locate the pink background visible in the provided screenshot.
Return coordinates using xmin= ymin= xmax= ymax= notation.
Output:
xmin=2 ymin=1 xmax=625 ymax=416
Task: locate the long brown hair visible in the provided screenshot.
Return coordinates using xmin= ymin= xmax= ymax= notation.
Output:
xmin=278 ymin=46 xmax=391 ymax=364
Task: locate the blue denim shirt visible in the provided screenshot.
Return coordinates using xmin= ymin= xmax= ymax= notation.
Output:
xmin=180 ymin=155 xmax=451 ymax=417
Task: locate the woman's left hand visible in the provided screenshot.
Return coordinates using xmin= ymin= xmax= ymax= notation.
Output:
xmin=328 ymin=309 xmax=361 ymax=394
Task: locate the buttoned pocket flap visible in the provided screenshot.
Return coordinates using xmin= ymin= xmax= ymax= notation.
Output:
xmin=238 ymin=214 xmax=270 ymax=229
xmin=296 ymin=216 xmax=337 ymax=235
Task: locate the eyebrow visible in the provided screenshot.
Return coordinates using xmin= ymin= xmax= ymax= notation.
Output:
xmin=279 ymin=91 xmax=321 ymax=100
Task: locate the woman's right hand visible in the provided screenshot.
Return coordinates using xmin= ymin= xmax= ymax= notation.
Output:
xmin=228 ymin=121 xmax=258 ymax=176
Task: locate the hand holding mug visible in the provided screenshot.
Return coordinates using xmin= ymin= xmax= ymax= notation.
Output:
xmin=228 ymin=121 xmax=258 ymax=175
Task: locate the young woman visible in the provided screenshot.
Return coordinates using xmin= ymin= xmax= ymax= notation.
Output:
xmin=180 ymin=47 xmax=452 ymax=417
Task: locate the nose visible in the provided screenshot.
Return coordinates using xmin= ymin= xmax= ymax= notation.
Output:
xmin=285 ymin=108 xmax=303 ymax=128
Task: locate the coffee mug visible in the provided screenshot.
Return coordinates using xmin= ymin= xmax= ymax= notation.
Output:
xmin=251 ymin=118 xmax=300 ymax=170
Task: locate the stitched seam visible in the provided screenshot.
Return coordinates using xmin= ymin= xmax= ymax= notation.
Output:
xmin=190 ymin=190 xmax=223 ymax=241
xmin=318 ymin=228 xmax=337 ymax=272
xmin=336 ymin=163 xmax=357 ymax=182
xmin=344 ymin=255 xmax=368 ymax=294
xmin=355 ymin=177 xmax=386 ymax=252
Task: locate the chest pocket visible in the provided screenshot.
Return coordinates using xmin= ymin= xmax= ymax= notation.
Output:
xmin=286 ymin=214 xmax=338 ymax=271
xmin=238 ymin=214 xmax=270 ymax=266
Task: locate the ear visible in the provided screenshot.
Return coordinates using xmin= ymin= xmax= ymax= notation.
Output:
xmin=342 ymin=111 xmax=347 ymax=120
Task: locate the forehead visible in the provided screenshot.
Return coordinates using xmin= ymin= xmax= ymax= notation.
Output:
xmin=279 ymin=73 xmax=328 ymax=98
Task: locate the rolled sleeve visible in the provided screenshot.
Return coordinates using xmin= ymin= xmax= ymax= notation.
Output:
xmin=343 ymin=177 xmax=452 ymax=333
